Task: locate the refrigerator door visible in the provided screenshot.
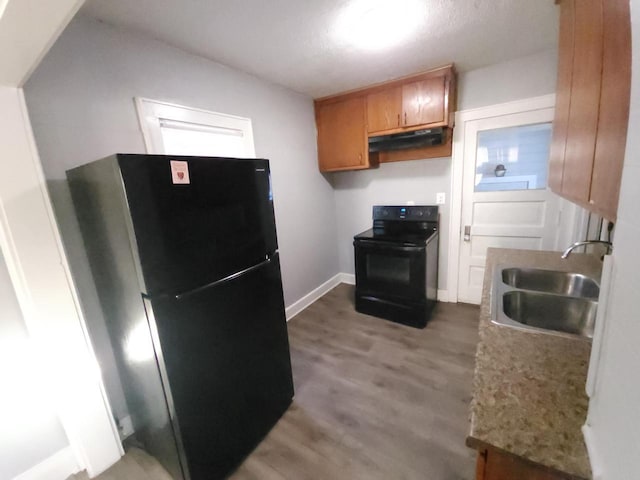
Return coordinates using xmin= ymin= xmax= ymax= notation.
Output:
xmin=144 ymin=253 xmax=294 ymax=480
xmin=118 ymin=154 xmax=278 ymax=296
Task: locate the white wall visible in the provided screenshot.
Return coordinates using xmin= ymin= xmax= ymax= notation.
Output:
xmin=584 ymin=0 xmax=640 ymax=477
xmin=24 ymin=14 xmax=339 ymax=431
xmin=0 ymin=0 xmax=84 ymax=86
xmin=2 ymin=1 xmax=130 ymax=476
xmin=0 ymin=84 xmax=121 ymax=479
xmin=0 ymin=248 xmax=70 ymax=479
xmin=331 ymin=49 xmax=559 ymax=293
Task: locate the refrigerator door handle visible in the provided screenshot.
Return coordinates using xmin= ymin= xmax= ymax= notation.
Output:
xmin=174 ymin=255 xmax=273 ymax=300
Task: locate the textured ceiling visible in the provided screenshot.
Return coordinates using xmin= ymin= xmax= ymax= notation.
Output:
xmin=81 ymin=0 xmax=559 ymax=98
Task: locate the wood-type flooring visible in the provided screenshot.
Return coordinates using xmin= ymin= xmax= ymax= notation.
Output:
xmin=72 ymin=284 xmax=480 ymax=480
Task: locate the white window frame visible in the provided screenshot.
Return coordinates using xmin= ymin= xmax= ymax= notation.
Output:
xmin=134 ymin=97 xmax=256 ymax=157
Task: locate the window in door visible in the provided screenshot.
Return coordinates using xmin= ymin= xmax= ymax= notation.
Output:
xmin=135 ymin=98 xmax=255 ymax=157
xmin=456 ymin=101 xmax=560 ymax=304
xmin=474 ymin=123 xmax=553 ymax=192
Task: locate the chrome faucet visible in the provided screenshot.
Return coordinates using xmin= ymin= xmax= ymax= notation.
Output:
xmin=561 ymin=240 xmax=613 ymax=259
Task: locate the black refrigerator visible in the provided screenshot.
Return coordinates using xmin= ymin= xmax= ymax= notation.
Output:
xmin=67 ymin=154 xmax=294 ymax=480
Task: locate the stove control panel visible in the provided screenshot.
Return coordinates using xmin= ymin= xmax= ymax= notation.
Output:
xmin=372 ymin=205 xmax=439 ymax=222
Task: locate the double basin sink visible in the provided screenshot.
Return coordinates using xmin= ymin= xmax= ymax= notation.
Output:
xmin=492 ymin=266 xmax=600 ymax=339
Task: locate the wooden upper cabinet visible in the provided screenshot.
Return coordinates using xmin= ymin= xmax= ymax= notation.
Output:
xmin=548 ymin=0 xmax=575 ymax=194
xmin=315 ymin=96 xmax=369 ymax=172
xmin=402 ymin=76 xmax=446 ymax=127
xmin=549 ymin=0 xmax=630 ymax=221
xmin=366 ymin=76 xmax=446 ymax=133
xmin=590 ymin=0 xmax=631 ymax=217
xmin=367 ymin=87 xmax=402 ymax=133
xmin=316 ymin=65 xmax=456 ymax=172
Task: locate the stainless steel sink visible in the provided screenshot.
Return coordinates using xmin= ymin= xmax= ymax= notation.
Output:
xmin=491 ymin=265 xmax=600 ymax=340
xmin=502 ymin=291 xmax=596 ymax=338
xmin=501 ymin=267 xmax=599 ymax=299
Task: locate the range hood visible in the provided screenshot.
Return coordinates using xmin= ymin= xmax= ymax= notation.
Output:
xmin=368 ymin=127 xmax=444 ymax=153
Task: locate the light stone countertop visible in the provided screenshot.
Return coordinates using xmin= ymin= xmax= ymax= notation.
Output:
xmin=468 ymin=248 xmax=603 ymax=479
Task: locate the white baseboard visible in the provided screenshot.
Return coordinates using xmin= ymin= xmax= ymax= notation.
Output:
xmin=437 ymin=289 xmax=450 ymax=302
xmin=339 ymin=273 xmax=355 ymax=285
xmin=285 ymin=273 xmax=344 ymax=321
xmin=582 ymin=424 xmax=604 ymax=480
xmin=13 ymin=446 xmax=79 ymax=480
xmin=285 ymin=273 xmax=452 ymax=321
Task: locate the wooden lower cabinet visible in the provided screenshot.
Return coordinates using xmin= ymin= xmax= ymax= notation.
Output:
xmin=475 ymin=447 xmax=583 ymax=480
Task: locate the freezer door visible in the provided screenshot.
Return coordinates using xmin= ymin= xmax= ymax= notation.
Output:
xmin=118 ymin=154 xmax=278 ymax=296
xmin=145 ymin=253 xmax=293 ymax=480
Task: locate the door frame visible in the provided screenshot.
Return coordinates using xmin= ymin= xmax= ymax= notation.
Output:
xmin=447 ymin=94 xmax=556 ymax=303
xmin=0 ymin=86 xmax=123 ymax=479
xmin=0 ymin=1 xmax=124 ymax=478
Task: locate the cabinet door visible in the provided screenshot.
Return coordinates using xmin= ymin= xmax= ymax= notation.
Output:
xmin=316 ymin=96 xmax=369 ymax=172
xmin=590 ymin=0 xmax=631 ymax=219
xmin=561 ymin=0 xmax=603 ymax=204
xmin=402 ymin=76 xmax=446 ymax=127
xmin=548 ymin=0 xmax=575 ymax=194
xmin=548 ymin=0 xmax=630 ymax=220
xmin=477 ymin=449 xmax=568 ymax=480
xmin=367 ymin=87 xmax=402 ymax=133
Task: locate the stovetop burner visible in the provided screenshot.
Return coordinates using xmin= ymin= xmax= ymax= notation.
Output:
xmin=353 ymin=227 xmax=437 ymax=246
xmin=354 ymin=205 xmax=439 ymax=246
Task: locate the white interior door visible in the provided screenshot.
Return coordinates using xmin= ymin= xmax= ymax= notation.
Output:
xmin=457 ymin=106 xmax=559 ymax=304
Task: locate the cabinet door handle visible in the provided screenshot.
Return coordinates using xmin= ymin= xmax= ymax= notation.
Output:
xmin=404 ymin=112 xmax=407 ymax=125
xmin=397 ymin=113 xmax=400 ymax=126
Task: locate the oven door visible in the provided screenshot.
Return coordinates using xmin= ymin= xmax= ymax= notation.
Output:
xmin=354 ymin=240 xmax=426 ymax=301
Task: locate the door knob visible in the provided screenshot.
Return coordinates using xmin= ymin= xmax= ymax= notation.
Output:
xmin=464 ymin=225 xmax=471 ymax=242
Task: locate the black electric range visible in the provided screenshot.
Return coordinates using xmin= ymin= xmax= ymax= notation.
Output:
xmin=353 ymin=205 xmax=439 ymax=328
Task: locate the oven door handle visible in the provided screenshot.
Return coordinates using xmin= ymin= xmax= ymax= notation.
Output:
xmin=354 ymin=240 xmax=425 ymax=253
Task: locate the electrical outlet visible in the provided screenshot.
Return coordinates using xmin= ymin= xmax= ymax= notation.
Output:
xmin=436 ymin=192 xmax=445 ymax=205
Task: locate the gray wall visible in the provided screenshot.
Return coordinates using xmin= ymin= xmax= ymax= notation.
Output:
xmin=0 ymin=249 xmax=69 ymax=479
xmin=457 ymin=49 xmax=559 ymax=111
xmin=332 ymin=157 xmax=452 ymax=287
xmin=24 ymin=14 xmax=339 ymax=424
xmin=331 ymin=49 xmax=559 ymax=291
